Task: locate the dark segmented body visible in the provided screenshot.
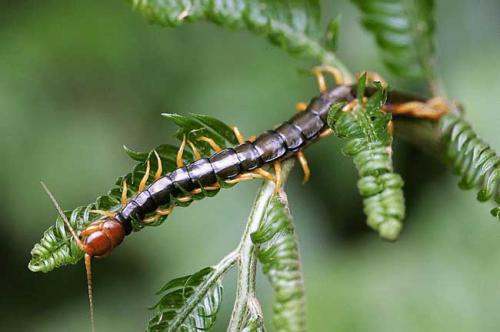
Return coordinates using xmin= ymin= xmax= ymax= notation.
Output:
xmin=115 ymin=85 xmax=418 ymax=234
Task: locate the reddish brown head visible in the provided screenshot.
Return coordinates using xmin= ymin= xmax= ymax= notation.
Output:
xmin=81 ymin=218 xmax=125 ymax=258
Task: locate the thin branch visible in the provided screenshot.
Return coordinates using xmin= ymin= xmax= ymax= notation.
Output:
xmin=228 ymin=160 xmax=295 ymax=331
xmin=169 ymin=250 xmax=238 ymax=330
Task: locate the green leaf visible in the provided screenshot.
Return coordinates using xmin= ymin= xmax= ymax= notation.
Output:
xmin=130 ymin=0 xmax=323 ymax=58
xmin=148 ymin=267 xmax=223 ymax=332
xmin=29 ymin=113 xmax=238 ymax=273
xmin=128 ymin=0 xmax=354 ymax=80
xmin=190 ymin=113 xmax=239 ymax=145
xmin=356 ymin=72 xmax=367 ymax=105
xmin=149 ymin=252 xmax=237 ymax=332
xmin=327 ymin=81 xmax=405 ymax=241
xmin=352 ymin=0 xmax=436 ymax=80
xmin=324 ymin=15 xmax=341 ymax=51
xmin=162 ymin=113 xmax=237 ymax=156
xmin=252 ymin=194 xmax=306 ymax=332
xmin=440 ymin=113 xmax=499 ymax=219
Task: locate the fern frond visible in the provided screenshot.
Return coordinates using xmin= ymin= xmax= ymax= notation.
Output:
xmin=327 ymin=76 xmax=406 ymax=240
xmin=29 ymin=114 xmax=237 ymax=273
xmin=251 ymin=194 xmax=306 ymax=332
xmin=128 ymin=0 xmax=352 ymax=78
xmin=148 ymin=252 xmax=237 ymax=331
xmin=440 ymin=113 xmax=499 ymax=219
xmin=352 ymin=0 xmax=436 ymax=80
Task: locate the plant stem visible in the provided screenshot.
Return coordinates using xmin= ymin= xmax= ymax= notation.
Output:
xmin=228 ymin=160 xmax=295 ymax=331
xmin=283 ymin=26 xmax=354 ymax=82
xmin=170 ymin=250 xmax=238 ymax=330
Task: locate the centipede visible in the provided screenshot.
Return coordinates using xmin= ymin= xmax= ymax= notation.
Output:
xmin=35 ymin=69 xmax=449 ymax=330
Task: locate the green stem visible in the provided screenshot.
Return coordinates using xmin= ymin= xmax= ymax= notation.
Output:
xmin=170 ymin=251 xmax=238 ymax=330
xmin=277 ymin=24 xmax=354 ymax=82
xmin=228 ymin=160 xmax=295 ymax=331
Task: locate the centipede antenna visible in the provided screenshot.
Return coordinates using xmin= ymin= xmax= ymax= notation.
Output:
xmin=41 ymin=181 xmax=95 ymax=330
xmin=40 ymin=181 xmax=86 ymax=251
xmin=85 ymin=254 xmax=96 ymax=332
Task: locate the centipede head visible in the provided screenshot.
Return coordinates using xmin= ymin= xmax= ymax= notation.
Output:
xmin=81 ymin=218 xmax=125 ymax=258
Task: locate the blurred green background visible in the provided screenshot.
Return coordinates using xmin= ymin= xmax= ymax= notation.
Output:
xmin=1 ymin=0 xmax=499 ymax=331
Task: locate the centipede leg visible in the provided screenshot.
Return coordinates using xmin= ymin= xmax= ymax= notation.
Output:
xmin=198 ymin=136 xmax=222 ymax=153
xmin=225 ymin=172 xmax=265 ymax=185
xmin=80 ymin=223 xmax=103 ymax=237
xmin=319 ymin=128 xmax=334 ymax=138
xmin=176 ymin=195 xmax=194 ymax=203
xmin=232 ymin=126 xmax=245 ymax=144
xmin=296 ymin=151 xmax=311 ymax=184
xmin=342 ymin=99 xmax=359 ymax=113
xmin=187 ymin=140 xmax=202 ymax=160
xmin=153 ymin=150 xmax=162 ymax=180
xmin=89 ymin=210 xmax=116 ymax=218
xmin=143 ymin=206 xmax=174 ymax=224
xmin=176 ymin=135 xmax=187 ymax=168
xmin=388 ymin=99 xmax=449 ymax=121
xmin=190 ymin=183 xmax=220 ymax=195
xmin=312 ymin=68 xmax=328 ymax=92
xmin=138 ymin=159 xmax=151 ymax=192
xmin=295 ymin=102 xmax=308 ymax=112
xmin=273 ymin=161 xmax=282 ymax=193
xmin=121 ymin=179 xmax=128 ymax=207
xmin=254 ymin=168 xmax=275 ymax=182
xmin=232 ymin=126 xmax=256 ymax=144
xmin=387 ymin=120 xmax=394 ymax=136
xmin=312 ymin=65 xmax=345 ymax=92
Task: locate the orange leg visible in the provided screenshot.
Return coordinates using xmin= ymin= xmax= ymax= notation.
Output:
xmin=143 ymin=206 xmax=174 ymax=224
xmin=176 ymin=136 xmax=187 ymax=168
xmin=138 ymin=159 xmax=151 ymax=192
xmin=342 ymin=99 xmax=358 ymax=113
xmin=225 ymin=172 xmax=265 ymax=185
xmin=273 ymin=162 xmax=282 ymax=193
xmin=190 ymin=183 xmax=220 ymax=195
xmin=89 ymin=210 xmax=116 ymax=218
xmin=319 ymin=128 xmax=334 ymax=138
xmin=187 ymin=140 xmax=202 ymax=160
xmin=295 ymin=102 xmax=308 ymax=112
xmin=312 ymin=68 xmax=328 ymax=92
xmin=388 ymin=99 xmax=449 ymax=121
xmin=198 ymin=136 xmax=222 ymax=153
xmin=121 ymin=179 xmax=128 ymax=207
xmin=296 ymin=151 xmax=311 ymax=184
xmin=176 ymin=195 xmax=194 ymax=203
xmin=232 ymin=126 xmax=245 ymax=144
xmin=80 ymin=222 xmax=104 ymax=237
xmin=253 ymin=168 xmax=275 ymax=182
xmin=153 ymin=150 xmax=162 ymax=180
xmin=387 ymin=120 xmax=394 ymax=136
xmin=312 ymin=65 xmax=345 ymax=92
